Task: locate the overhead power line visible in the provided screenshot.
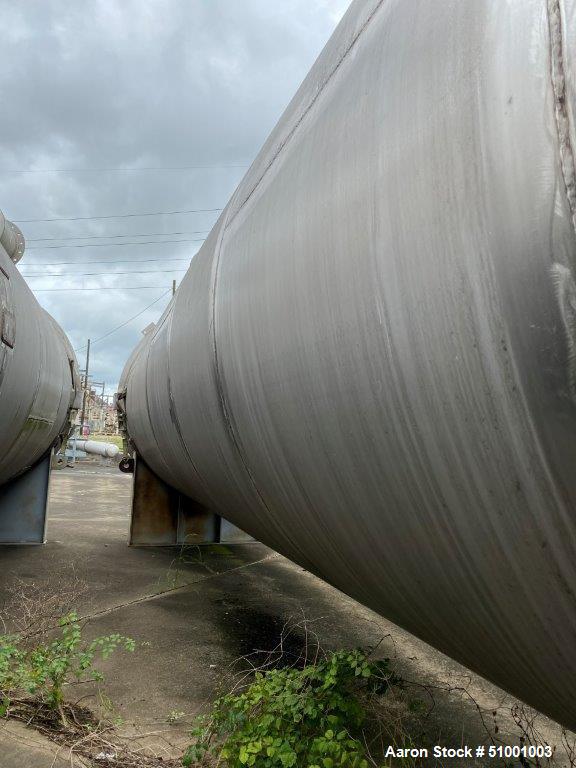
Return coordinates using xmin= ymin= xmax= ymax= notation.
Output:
xmin=74 ymin=289 xmax=172 ymax=352
xmin=27 ymin=230 xmax=210 ymax=242
xmin=20 ymin=257 xmax=191 ymax=267
xmin=3 ymin=164 xmax=248 ymax=174
xmin=33 ymin=286 xmax=170 ymax=292
xmin=27 ymin=237 xmax=207 ymax=251
xmin=26 ymin=268 xmax=187 ymax=278
xmin=13 ymin=207 xmax=224 ymax=223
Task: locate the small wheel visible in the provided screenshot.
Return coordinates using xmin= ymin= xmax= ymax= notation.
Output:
xmin=119 ymin=457 xmax=135 ymax=474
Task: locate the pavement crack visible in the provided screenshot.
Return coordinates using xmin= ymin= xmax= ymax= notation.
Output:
xmin=78 ymin=552 xmax=280 ymax=624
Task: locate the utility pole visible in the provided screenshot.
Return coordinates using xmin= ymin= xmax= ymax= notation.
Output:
xmin=172 ymin=279 xmax=176 ymax=296
xmin=79 ymin=339 xmax=90 ymax=437
xmin=101 ymin=382 xmax=106 ymax=433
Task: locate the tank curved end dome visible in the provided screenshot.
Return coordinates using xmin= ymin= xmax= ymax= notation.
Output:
xmin=0 ymin=211 xmax=25 ymax=265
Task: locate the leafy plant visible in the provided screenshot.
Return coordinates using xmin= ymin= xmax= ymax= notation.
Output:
xmin=184 ymin=649 xmax=392 ymax=768
xmin=0 ymin=611 xmax=135 ymax=727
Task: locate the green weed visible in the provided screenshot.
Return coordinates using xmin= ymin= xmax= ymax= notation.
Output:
xmin=0 ymin=611 xmax=134 ymax=727
xmin=183 ymin=648 xmax=393 ymax=768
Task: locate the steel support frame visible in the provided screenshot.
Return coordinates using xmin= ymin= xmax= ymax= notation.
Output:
xmin=0 ymin=450 xmax=52 ymax=545
xmin=129 ymin=454 xmax=223 ymax=546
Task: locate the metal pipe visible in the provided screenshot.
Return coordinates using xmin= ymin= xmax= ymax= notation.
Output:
xmin=72 ymin=439 xmax=119 ymax=459
xmin=118 ymin=0 xmax=576 ymax=728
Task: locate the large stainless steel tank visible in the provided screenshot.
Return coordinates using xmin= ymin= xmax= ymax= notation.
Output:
xmin=118 ymin=0 xmax=576 ymax=728
xmin=0 ymin=211 xmax=80 ymax=488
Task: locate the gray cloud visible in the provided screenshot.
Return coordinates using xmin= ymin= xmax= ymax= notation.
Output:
xmin=0 ymin=0 xmax=349 ymax=392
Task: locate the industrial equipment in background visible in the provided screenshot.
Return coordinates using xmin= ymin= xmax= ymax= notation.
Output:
xmin=0 ymin=210 xmax=81 ymax=543
xmin=118 ymin=0 xmax=576 ymax=730
xmin=77 ymin=378 xmax=119 ymax=436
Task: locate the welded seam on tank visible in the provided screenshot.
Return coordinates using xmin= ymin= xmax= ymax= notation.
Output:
xmin=3 ymin=285 xmax=44 ymax=464
xmin=209 ymin=0 xmax=387 ymax=555
xmin=210 ymin=206 xmax=280 ymax=519
xmin=210 ymin=205 xmax=306 ymax=556
xmin=164 ymin=309 xmax=213 ymax=497
xmin=548 ymin=0 xmax=576 ymax=233
xmin=142 ymin=330 xmax=174 ymax=483
xmin=225 ymin=0 xmax=387 ymax=228
xmin=0 ymin=257 xmax=11 ymax=395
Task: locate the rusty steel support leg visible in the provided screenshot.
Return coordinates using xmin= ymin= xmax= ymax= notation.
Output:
xmin=129 ymin=454 xmax=221 ymax=546
xmin=0 ymin=451 xmax=51 ymax=544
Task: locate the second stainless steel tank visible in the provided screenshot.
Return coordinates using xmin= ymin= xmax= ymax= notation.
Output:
xmin=0 ymin=212 xmax=81 ymax=488
xmin=119 ymin=0 xmax=576 ymax=728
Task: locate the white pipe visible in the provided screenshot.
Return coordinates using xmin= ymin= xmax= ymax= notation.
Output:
xmin=72 ymin=440 xmax=119 ymax=459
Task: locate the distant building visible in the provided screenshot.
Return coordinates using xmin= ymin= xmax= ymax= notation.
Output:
xmin=75 ymin=388 xmax=119 ymax=435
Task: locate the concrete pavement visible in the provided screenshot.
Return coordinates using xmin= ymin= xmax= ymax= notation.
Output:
xmin=0 ymin=464 xmax=573 ymax=767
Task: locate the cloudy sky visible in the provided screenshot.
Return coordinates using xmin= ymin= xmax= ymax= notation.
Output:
xmin=1 ymin=0 xmax=349 ymax=394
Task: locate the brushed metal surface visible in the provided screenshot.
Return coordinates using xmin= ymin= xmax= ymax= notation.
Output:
xmin=119 ymin=0 xmax=576 ymax=727
xmin=0 ymin=213 xmax=81 ymax=487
